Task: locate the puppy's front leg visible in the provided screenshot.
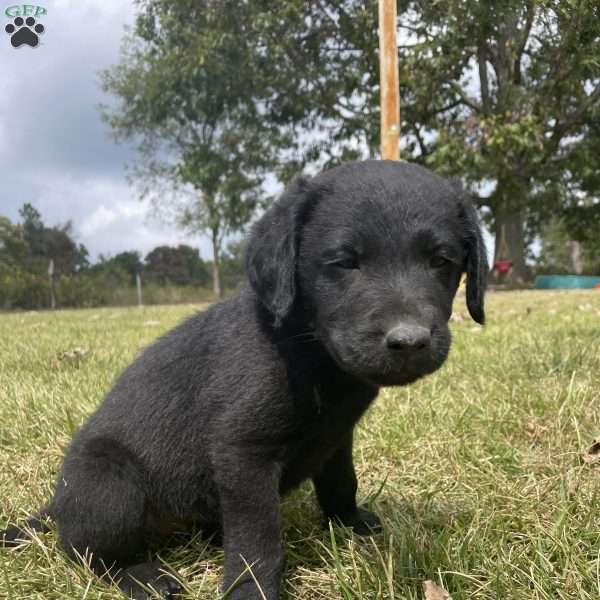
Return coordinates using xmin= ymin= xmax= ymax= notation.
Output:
xmin=313 ymin=433 xmax=382 ymax=536
xmin=216 ymin=450 xmax=283 ymax=600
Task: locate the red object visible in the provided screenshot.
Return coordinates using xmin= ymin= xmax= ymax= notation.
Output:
xmin=493 ymin=260 xmax=513 ymax=274
xmin=595 ymin=283 xmax=600 ymax=289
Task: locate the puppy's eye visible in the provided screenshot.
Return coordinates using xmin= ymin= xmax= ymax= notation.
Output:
xmin=323 ymin=250 xmax=360 ymax=270
xmin=332 ymin=256 xmax=359 ymax=270
xmin=430 ymin=255 xmax=451 ymax=268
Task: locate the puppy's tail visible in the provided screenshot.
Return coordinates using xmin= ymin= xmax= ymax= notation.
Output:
xmin=0 ymin=507 xmax=52 ymax=547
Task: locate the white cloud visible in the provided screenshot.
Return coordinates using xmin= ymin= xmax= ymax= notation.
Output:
xmin=80 ymin=205 xmax=118 ymax=237
xmin=0 ymin=1 xmax=217 ymax=262
xmin=28 ymin=173 xmax=211 ymax=259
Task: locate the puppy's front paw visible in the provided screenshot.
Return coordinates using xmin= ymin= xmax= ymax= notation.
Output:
xmin=333 ymin=507 xmax=382 ymax=536
xmin=118 ymin=562 xmax=182 ymax=599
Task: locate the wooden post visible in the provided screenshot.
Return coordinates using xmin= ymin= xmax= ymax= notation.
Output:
xmin=48 ymin=259 xmax=56 ymax=310
xmin=136 ymin=272 xmax=143 ymax=307
xmin=378 ymin=0 xmax=400 ymax=160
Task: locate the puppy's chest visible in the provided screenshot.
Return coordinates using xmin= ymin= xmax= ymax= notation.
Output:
xmin=280 ymin=385 xmax=373 ymax=491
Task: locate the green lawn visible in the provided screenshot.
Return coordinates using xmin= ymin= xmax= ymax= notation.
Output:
xmin=1 ymin=291 xmax=599 ymax=599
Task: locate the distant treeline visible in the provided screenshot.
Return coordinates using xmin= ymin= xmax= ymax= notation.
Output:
xmin=0 ymin=204 xmax=245 ymax=310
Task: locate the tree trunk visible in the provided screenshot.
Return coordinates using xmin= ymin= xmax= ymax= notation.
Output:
xmin=493 ymin=209 xmax=528 ymax=285
xmin=211 ymin=228 xmax=222 ymax=299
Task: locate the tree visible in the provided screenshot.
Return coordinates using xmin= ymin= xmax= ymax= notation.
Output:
xmin=172 ymin=1 xmax=599 ymax=284
xmin=90 ymin=250 xmax=143 ymax=285
xmin=536 ymin=216 xmax=600 ymax=275
xmin=396 ymin=1 xmax=600 ymax=283
xmin=18 ymin=203 xmax=89 ymax=275
xmin=144 ymin=245 xmax=210 ymax=287
xmin=101 ymin=0 xmax=278 ymax=298
xmin=111 ymin=251 xmax=144 ymax=284
xmin=555 ymin=109 xmax=600 ymax=272
xmin=19 ymin=203 xmax=46 ymax=258
xmin=0 ymin=216 xmax=28 ymax=272
xmin=102 ymin=2 xmax=600 ymax=285
xmin=44 ymin=223 xmax=89 ymax=275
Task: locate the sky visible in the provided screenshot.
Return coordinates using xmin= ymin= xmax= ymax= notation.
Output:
xmin=0 ymin=0 xmax=205 ymax=261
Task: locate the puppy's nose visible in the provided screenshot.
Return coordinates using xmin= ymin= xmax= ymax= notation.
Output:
xmin=385 ymin=324 xmax=431 ymax=353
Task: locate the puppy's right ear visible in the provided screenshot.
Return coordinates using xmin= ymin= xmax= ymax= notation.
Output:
xmin=461 ymin=199 xmax=489 ymax=325
xmin=245 ymin=177 xmax=314 ymax=326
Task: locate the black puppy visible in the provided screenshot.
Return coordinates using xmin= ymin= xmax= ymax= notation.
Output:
xmin=1 ymin=160 xmax=487 ymax=599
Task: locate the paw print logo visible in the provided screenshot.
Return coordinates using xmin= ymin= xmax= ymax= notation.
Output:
xmin=5 ymin=16 xmax=45 ymax=48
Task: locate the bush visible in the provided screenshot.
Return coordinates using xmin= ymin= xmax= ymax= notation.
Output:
xmin=0 ymin=269 xmax=218 ymax=311
xmin=0 ymin=271 xmax=50 ymax=310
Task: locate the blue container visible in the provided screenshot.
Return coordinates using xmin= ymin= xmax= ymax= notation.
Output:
xmin=534 ymin=275 xmax=600 ymax=289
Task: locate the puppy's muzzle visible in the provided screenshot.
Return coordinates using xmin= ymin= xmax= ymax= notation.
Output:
xmin=385 ymin=323 xmax=431 ymax=355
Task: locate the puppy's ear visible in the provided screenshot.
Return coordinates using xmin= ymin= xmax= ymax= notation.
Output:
xmin=245 ymin=177 xmax=315 ymax=326
xmin=461 ymin=197 xmax=488 ymax=324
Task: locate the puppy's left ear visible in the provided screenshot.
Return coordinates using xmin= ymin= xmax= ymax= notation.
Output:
xmin=461 ymin=197 xmax=489 ymax=324
xmin=245 ymin=176 xmax=315 ymax=327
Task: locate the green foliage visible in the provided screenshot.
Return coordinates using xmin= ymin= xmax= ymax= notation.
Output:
xmin=0 ymin=271 xmax=50 ymax=309
xmin=561 ymin=201 xmax=600 ymax=254
xmin=218 ymin=239 xmax=247 ymax=291
xmin=535 ymin=217 xmax=600 ymax=276
xmin=0 ymin=216 xmax=28 ymax=273
xmin=397 ymin=1 xmax=600 ymax=278
xmin=0 ymin=270 xmax=217 ymax=310
xmin=123 ymin=1 xmax=597 ymax=282
xmin=100 ymin=0 xmax=281 ymax=295
xmin=144 ymin=244 xmax=210 ymax=287
xmin=0 ymin=208 xmax=244 ymax=310
xmin=19 ymin=202 xmax=46 ymax=256
xmin=44 ymin=225 xmax=90 ymax=275
xmin=14 ymin=203 xmax=90 ymax=276
xmin=89 ymin=251 xmax=143 ymax=286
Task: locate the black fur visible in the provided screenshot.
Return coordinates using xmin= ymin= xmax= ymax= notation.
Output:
xmin=1 ymin=160 xmax=487 ymax=599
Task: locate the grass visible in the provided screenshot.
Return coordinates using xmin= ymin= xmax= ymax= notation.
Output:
xmin=0 ymin=290 xmax=599 ymax=599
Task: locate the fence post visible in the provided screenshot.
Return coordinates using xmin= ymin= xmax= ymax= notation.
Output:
xmin=48 ymin=259 xmax=56 ymax=310
xmin=378 ymin=0 xmax=400 ymax=160
xmin=136 ymin=272 xmax=143 ymax=307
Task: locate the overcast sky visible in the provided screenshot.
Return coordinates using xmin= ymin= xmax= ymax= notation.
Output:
xmin=0 ymin=0 xmax=206 ymax=261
